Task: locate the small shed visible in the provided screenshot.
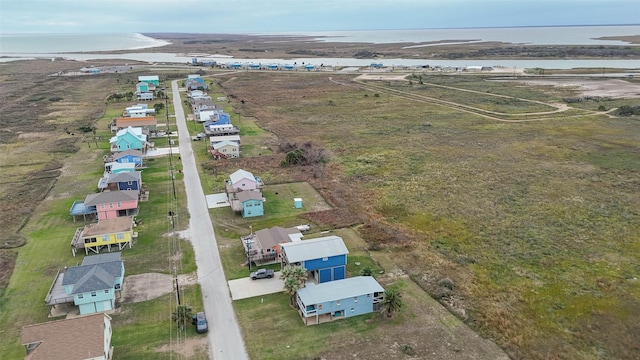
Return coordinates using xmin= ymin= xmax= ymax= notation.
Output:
xmin=294 ymin=198 xmax=303 ymax=209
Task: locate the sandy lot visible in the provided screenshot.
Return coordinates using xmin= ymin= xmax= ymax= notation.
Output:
xmin=510 ymin=78 xmax=640 ymax=99
xmin=120 ymin=272 xmax=198 ymax=304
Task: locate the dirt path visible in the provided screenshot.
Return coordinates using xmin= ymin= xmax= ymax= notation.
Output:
xmin=337 ymin=75 xmax=635 ymax=123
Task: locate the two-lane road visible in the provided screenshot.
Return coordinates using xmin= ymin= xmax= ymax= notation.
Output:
xmin=171 ymin=80 xmax=248 ymax=360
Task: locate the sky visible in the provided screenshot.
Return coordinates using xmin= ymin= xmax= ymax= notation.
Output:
xmin=1 ymin=0 xmax=638 ymax=34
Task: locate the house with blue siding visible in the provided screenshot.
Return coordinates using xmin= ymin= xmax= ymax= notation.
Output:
xmin=281 ymin=236 xmax=349 ymax=283
xmin=107 ymin=149 xmax=143 ymax=166
xmin=60 ymin=253 xmax=124 ymax=315
xmin=235 ymin=191 xmax=264 ymax=218
xmin=296 ymin=276 xmax=385 ymax=325
xmin=98 ymin=171 xmax=141 ymax=193
xmin=104 ymin=161 xmax=136 ymax=175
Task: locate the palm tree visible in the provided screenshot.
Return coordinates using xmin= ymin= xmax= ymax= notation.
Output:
xmin=172 ymin=304 xmax=193 ymax=330
xmin=380 ymin=288 xmax=403 ymax=318
xmin=359 ymin=265 xmax=375 ymax=277
xmin=281 ymin=265 xmax=307 ymax=308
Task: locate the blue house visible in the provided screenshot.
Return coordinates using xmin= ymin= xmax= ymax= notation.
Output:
xmin=296 ymin=276 xmax=385 ymax=325
xmin=281 ymin=236 xmax=349 ymax=283
xmin=61 ymin=253 xmax=124 ymax=315
xmin=235 ymin=191 xmax=264 ymax=218
xmin=98 ymin=171 xmax=142 ymax=193
xmin=110 ymin=149 xmax=143 ymax=166
xmin=104 ymin=162 xmax=136 ymax=175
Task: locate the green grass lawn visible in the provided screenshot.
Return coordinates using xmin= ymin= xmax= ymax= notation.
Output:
xmin=0 ymin=140 xmax=194 ymax=357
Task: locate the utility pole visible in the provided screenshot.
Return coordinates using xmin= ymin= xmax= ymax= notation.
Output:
xmin=174 ymin=266 xmax=181 ymax=305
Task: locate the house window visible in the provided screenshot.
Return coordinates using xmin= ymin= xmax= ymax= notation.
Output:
xmin=116 ymin=233 xmax=125 ymax=240
xmin=351 ymin=308 xmax=355 ymax=313
xmin=104 ymin=289 xmax=109 ymax=294
xmin=336 ymin=300 xmax=341 ymax=306
xmin=367 ymin=294 xmax=371 ymax=298
xmin=318 ymin=304 xmax=323 ymax=310
xmin=101 ymin=204 xmax=105 ymax=209
xmin=322 ymin=257 xmax=328 ymax=261
xmin=127 ymin=181 xmax=132 ymax=185
xmin=117 ymin=202 xmax=122 ymax=208
xmin=354 ymin=297 xmax=358 ymax=303
xmin=102 ymin=235 xmax=110 ymax=242
xmin=78 ymin=294 xmax=84 ymax=299
xmin=109 ymin=203 xmax=113 ymax=208
xmin=91 ymin=292 xmax=97 ymax=297
xmin=115 ymin=284 xmax=121 ymax=290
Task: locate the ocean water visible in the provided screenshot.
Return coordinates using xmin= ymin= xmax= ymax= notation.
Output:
xmin=0 ymin=33 xmax=170 ymax=53
xmin=265 ymin=25 xmax=640 ymax=45
xmin=1 ymin=27 xmax=639 ymax=69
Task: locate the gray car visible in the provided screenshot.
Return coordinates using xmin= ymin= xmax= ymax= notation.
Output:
xmin=192 ymin=311 xmax=208 ymax=333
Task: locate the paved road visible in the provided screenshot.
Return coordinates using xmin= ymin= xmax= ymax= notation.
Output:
xmin=171 ymin=80 xmax=248 ymax=360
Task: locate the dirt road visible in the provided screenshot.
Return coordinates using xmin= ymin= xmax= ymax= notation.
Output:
xmin=172 ymin=80 xmax=248 ymax=360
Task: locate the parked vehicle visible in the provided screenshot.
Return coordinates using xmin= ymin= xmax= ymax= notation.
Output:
xmin=192 ymin=311 xmax=208 ymax=333
xmin=250 ymin=268 xmax=274 ymax=280
xmin=192 ymin=132 xmax=206 ymax=141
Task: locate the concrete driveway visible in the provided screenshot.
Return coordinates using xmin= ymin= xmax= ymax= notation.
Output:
xmin=228 ymin=272 xmax=284 ymax=300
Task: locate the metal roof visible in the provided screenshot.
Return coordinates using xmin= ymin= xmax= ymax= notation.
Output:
xmin=229 ymin=169 xmax=255 ymax=185
xmin=281 ymin=235 xmax=348 ymax=263
xmin=297 ymin=276 xmax=384 ymax=305
xmin=84 ymin=190 xmax=138 ymax=206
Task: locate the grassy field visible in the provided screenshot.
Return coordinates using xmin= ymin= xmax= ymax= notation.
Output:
xmin=2 ymin=59 xmax=639 ymax=359
xmin=220 ymin=71 xmax=640 ymax=360
xmin=0 ymin=67 xmax=201 ymax=358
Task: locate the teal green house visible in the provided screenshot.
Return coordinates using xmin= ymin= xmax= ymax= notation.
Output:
xmin=138 ymin=75 xmax=159 ymax=86
xmin=109 ymin=126 xmax=148 ymax=152
xmin=61 ymin=253 xmax=124 ymax=315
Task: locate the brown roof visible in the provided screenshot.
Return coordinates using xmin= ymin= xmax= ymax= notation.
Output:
xmin=21 ymin=313 xmax=111 ymax=360
xmin=255 ymin=226 xmax=302 ymax=250
xmin=116 ymin=116 xmax=157 ymax=128
xmin=237 ymin=191 xmax=263 ymax=203
xmin=81 ymin=216 xmax=133 ymax=237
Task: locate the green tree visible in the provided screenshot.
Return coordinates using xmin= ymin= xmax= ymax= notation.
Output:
xmin=359 ymin=265 xmax=375 ymax=277
xmin=172 ymin=304 xmax=193 ymax=330
xmin=281 ymin=265 xmax=307 ymax=307
xmin=153 ymin=103 xmax=165 ymax=114
xmin=380 ymin=287 xmax=403 ymax=318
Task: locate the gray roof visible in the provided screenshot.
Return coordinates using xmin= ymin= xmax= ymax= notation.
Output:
xmin=106 ymin=171 xmax=141 ymax=184
xmin=112 ymin=149 xmax=143 ymax=159
xmin=297 ymin=276 xmax=384 ymax=305
xmin=281 ymin=235 xmax=348 ymax=263
xmin=84 ymin=190 xmax=138 ymax=206
xmin=229 ymin=169 xmax=255 ymax=185
xmin=81 ymin=252 xmax=121 ymax=266
xmin=62 ymin=257 xmax=123 ymax=294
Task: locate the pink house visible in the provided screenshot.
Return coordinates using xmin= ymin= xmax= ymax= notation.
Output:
xmin=83 ymin=190 xmax=139 ymax=220
xmin=228 ymin=169 xmax=259 ymax=192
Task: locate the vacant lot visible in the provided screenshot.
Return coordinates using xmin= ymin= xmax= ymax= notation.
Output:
xmin=2 ymin=53 xmax=639 ymax=359
xmin=219 ymin=71 xmax=640 ymax=359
